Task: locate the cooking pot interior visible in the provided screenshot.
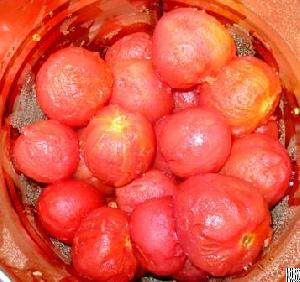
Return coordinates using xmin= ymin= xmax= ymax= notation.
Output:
xmin=0 ymin=0 xmax=299 ymax=281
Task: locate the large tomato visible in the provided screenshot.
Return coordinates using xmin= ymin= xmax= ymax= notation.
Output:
xmin=36 ymin=47 xmax=113 ymax=127
xmin=223 ymin=133 xmax=291 ymax=207
xmin=158 ymin=107 xmax=231 ymax=177
xmin=174 ymin=173 xmax=272 ymax=276
xmin=37 ymin=179 xmax=105 ymax=244
xmin=72 ymin=207 xmax=137 ymax=282
xmin=199 ymin=57 xmax=281 ymax=135
xmin=13 ymin=120 xmax=79 ymax=183
xmin=83 ymin=105 xmax=155 ymax=187
xmin=152 ymin=8 xmax=235 ymax=88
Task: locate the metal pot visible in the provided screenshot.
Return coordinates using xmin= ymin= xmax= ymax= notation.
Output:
xmin=0 ymin=1 xmax=299 ymax=281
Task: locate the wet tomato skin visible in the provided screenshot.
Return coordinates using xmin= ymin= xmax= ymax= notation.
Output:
xmin=152 ymin=116 xmax=175 ymax=179
xmin=37 ymin=179 xmax=105 ymax=244
xmin=255 ymin=118 xmax=279 ymax=139
xmin=223 ymin=133 xmax=291 ymax=207
xmin=110 ymin=59 xmax=173 ymax=122
xmin=83 ymin=105 xmax=155 ymax=187
xmin=13 ymin=120 xmax=79 ymax=183
xmin=173 ymin=88 xmax=200 ymax=113
xmin=173 ymin=259 xmax=208 ymax=282
xmin=36 ymin=47 xmax=113 ymax=127
xmin=158 ymin=107 xmax=231 ymax=177
xmin=152 ymin=8 xmax=236 ymax=88
xmin=73 ymin=128 xmax=114 ymax=195
xmin=199 ymin=56 xmax=281 ymax=136
xmin=174 ymin=173 xmax=272 ymax=276
xmin=130 ymin=197 xmax=185 ymax=276
xmin=105 ymin=32 xmax=152 ymax=72
xmin=72 ymin=207 xmax=137 ymax=282
xmin=116 ymin=169 xmax=177 ymax=213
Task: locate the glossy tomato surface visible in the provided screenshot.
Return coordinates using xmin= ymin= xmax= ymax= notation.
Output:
xmin=37 ymin=179 xmax=105 ymax=244
xmin=173 ymin=87 xmax=200 ymax=113
xmin=110 ymin=59 xmax=173 ymax=122
xmin=199 ymin=57 xmax=281 ymax=135
xmin=152 ymin=8 xmax=235 ymax=88
xmin=152 ymin=116 xmax=175 ymax=179
xmin=158 ymin=107 xmax=231 ymax=177
xmin=130 ymin=197 xmax=185 ymax=276
xmin=13 ymin=120 xmax=79 ymax=183
xmin=73 ymin=128 xmax=114 ymax=195
xmin=36 ymin=47 xmax=113 ymax=127
xmin=105 ymin=31 xmax=152 ymax=72
xmin=223 ymin=133 xmax=291 ymax=207
xmin=83 ymin=105 xmax=155 ymax=187
xmin=173 ymin=259 xmax=208 ymax=282
xmin=72 ymin=207 xmax=136 ymax=282
xmin=116 ymin=170 xmax=177 ymax=213
xmin=174 ymin=173 xmax=272 ymax=276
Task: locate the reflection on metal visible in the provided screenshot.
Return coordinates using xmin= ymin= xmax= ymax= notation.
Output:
xmin=293 ymin=108 xmax=300 ymax=115
xmin=0 ymin=270 xmax=11 ymax=282
xmin=32 ymin=33 xmax=41 ymax=42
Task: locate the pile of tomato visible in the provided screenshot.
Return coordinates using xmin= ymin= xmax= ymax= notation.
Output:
xmin=12 ymin=7 xmax=290 ymax=282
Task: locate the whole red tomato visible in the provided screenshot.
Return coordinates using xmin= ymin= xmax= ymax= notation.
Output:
xmin=198 ymin=57 xmax=281 ymax=135
xmin=158 ymin=107 xmax=231 ymax=177
xmin=174 ymin=173 xmax=272 ymax=276
xmin=36 ymin=47 xmax=113 ymax=127
xmin=223 ymin=133 xmax=291 ymax=207
xmin=72 ymin=207 xmax=137 ymax=282
xmin=83 ymin=105 xmax=155 ymax=187
xmin=37 ymin=179 xmax=105 ymax=244
xmin=13 ymin=120 xmax=79 ymax=183
xmin=152 ymin=8 xmax=235 ymax=88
